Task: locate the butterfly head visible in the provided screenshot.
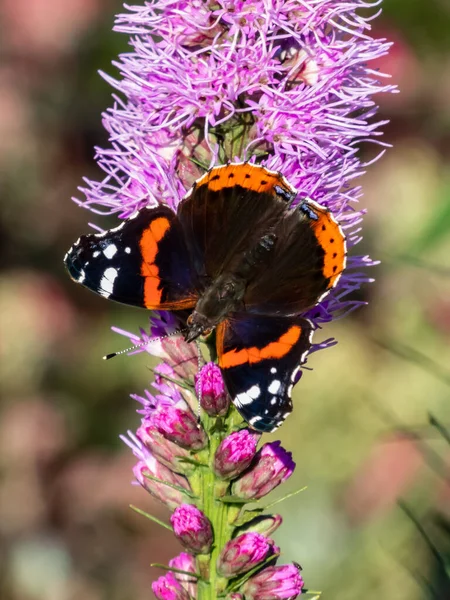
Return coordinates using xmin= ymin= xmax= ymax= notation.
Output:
xmin=184 ymin=275 xmax=245 ymax=343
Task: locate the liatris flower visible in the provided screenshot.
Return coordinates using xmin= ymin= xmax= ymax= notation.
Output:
xmin=196 ymin=363 xmax=229 ymax=417
xmin=150 ymin=398 xmax=208 ymax=451
xmin=217 ymin=532 xmax=279 ymax=578
xmin=241 ymin=514 xmax=283 ymax=537
xmin=214 ymin=429 xmax=259 ymax=480
xmin=232 ymin=441 xmax=295 ymax=500
xmin=169 ymin=553 xmax=197 ymax=598
xmin=131 ymin=451 xmax=191 ymax=510
xmin=171 ymin=505 xmax=214 ymax=555
xmin=242 ymin=564 xmax=304 ymax=600
xmin=68 ymin=1 xmax=394 ymax=598
xmin=152 ymin=571 xmax=193 ymax=600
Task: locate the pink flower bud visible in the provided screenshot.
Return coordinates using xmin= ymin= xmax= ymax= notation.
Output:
xmin=168 ymin=552 xmax=197 ymax=598
xmin=151 ymin=400 xmax=207 ymax=450
xmin=242 ymin=564 xmax=304 ymax=600
xmin=171 ymin=504 xmax=213 ymax=554
xmin=133 ymin=455 xmax=190 ymax=510
xmin=137 ymin=423 xmax=192 ymax=473
xmin=195 ymin=362 xmax=229 ymax=417
xmin=242 ymin=514 xmax=283 ymax=537
xmin=217 ymin=532 xmax=277 ymax=578
xmin=152 ymin=571 xmax=193 ymax=600
xmin=232 ymin=441 xmax=295 ymax=500
xmin=214 ymin=429 xmax=258 ymax=480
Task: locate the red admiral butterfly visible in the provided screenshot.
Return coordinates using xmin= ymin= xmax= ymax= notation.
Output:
xmin=64 ymin=163 xmax=346 ymax=432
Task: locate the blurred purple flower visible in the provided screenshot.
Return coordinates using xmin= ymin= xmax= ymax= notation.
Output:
xmin=217 ymin=532 xmax=278 ymax=578
xmin=242 ymin=563 xmax=304 ymax=600
xmin=214 ymin=429 xmax=259 ymax=480
xmin=152 ymin=571 xmax=193 ymax=600
xmin=232 ymin=441 xmax=295 ymax=500
xmin=171 ymin=504 xmax=214 ymax=554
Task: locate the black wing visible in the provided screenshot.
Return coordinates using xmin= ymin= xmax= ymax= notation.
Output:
xmin=64 ymin=206 xmax=199 ymax=310
xmin=244 ymin=200 xmax=347 ymax=315
xmin=177 ymin=163 xmax=295 ymax=280
xmin=217 ymin=313 xmax=313 ymax=432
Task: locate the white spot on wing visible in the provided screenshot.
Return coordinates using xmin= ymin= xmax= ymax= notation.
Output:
xmin=235 ymin=385 xmax=261 ymax=406
xmin=270 ymin=367 xmax=277 ymax=374
xmin=93 ymin=250 xmax=100 ymax=258
xmin=268 ymin=380 xmax=281 ymax=394
xmin=99 ymin=267 xmax=118 ymax=298
xmin=125 ymin=247 xmax=131 ymax=254
xmin=76 ymin=269 xmax=85 ymax=283
xmin=103 ymin=244 xmax=117 ymax=259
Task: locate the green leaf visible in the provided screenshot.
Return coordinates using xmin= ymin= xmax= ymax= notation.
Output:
xmin=178 ymin=456 xmax=208 ymax=468
xmin=263 ymin=486 xmax=308 ymax=510
xmin=129 ymin=505 xmax=172 ymax=531
xmin=233 ymin=509 xmax=265 ymax=527
xmin=373 ymin=338 xmax=450 ymax=387
xmin=429 ymin=413 xmax=450 ymax=445
xmin=219 ymin=495 xmax=250 ymax=505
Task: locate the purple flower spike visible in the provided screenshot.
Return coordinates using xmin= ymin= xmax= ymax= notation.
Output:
xmin=232 ymin=441 xmax=295 ymax=500
xmin=151 ymin=400 xmax=207 ymax=451
xmin=217 ymin=532 xmax=277 ymax=579
xmin=171 ymin=504 xmax=213 ymax=555
xmin=133 ymin=456 xmax=190 ymax=511
xmin=168 ymin=552 xmax=197 ymax=598
xmin=152 ymin=572 xmax=193 ymax=600
xmin=214 ymin=429 xmax=259 ymax=480
xmin=242 ymin=564 xmax=304 ymax=600
xmin=196 ymin=362 xmax=229 ymax=417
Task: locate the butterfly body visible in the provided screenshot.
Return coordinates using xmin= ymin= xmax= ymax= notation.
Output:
xmin=65 ymin=163 xmax=346 ymax=432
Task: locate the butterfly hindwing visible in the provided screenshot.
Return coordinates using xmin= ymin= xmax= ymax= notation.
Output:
xmin=64 ymin=206 xmax=199 ymax=310
xmin=217 ymin=313 xmax=313 ymax=432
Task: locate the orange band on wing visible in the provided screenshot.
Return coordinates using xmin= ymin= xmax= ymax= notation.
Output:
xmin=139 ymin=217 xmax=170 ymax=308
xmin=196 ymin=164 xmax=295 ymax=198
xmin=218 ymin=325 xmax=302 ymax=369
xmin=140 ymin=217 xmax=171 ymax=265
xmin=309 ymin=205 xmax=346 ymax=287
xmin=139 ymin=216 xmax=198 ymax=310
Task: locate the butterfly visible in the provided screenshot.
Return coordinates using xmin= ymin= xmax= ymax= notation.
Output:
xmin=64 ymin=163 xmax=346 ymax=432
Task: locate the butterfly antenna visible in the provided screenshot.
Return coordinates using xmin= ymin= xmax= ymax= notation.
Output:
xmin=196 ymin=340 xmax=203 ymax=425
xmin=103 ymin=329 xmax=183 ymax=361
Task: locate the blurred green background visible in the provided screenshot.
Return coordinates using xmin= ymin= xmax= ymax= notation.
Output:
xmin=1 ymin=1 xmax=449 ymax=599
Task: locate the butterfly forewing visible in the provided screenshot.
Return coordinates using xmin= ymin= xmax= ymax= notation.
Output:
xmin=64 ymin=206 xmax=199 ymax=310
xmin=177 ymin=164 xmax=294 ymax=279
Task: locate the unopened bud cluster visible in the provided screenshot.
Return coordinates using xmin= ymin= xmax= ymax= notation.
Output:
xmin=126 ymin=362 xmax=303 ymax=600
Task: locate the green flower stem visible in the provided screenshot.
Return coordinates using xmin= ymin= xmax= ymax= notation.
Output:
xmin=196 ymin=412 xmax=231 ymax=599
